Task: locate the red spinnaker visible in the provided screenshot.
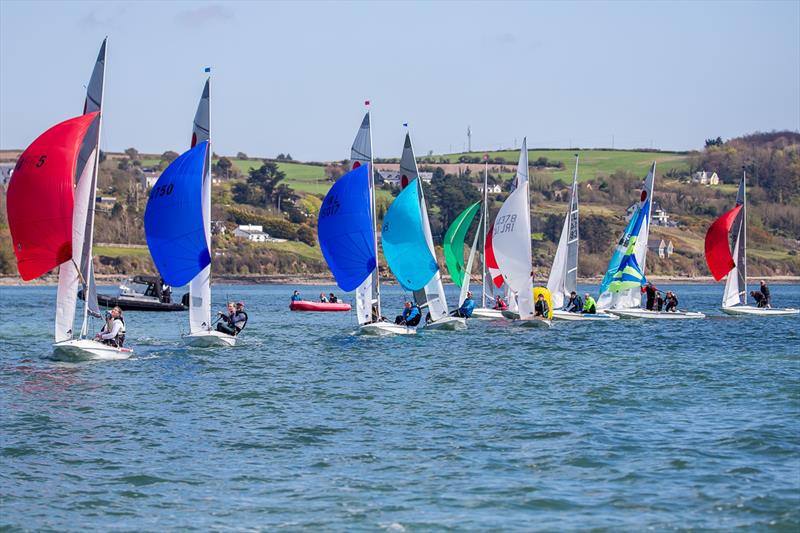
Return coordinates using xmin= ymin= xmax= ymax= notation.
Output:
xmin=704 ymin=204 xmax=743 ymax=282
xmin=6 ymin=112 xmax=99 ymax=280
xmin=485 ymin=227 xmax=504 ymax=288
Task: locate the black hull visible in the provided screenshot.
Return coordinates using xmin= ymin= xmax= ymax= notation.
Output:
xmin=78 ymin=290 xmax=188 ymax=312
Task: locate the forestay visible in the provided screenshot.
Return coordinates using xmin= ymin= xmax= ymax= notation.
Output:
xmin=318 ymin=164 xmax=377 ymax=291
xmin=381 ymin=178 xmax=438 ymax=291
xmin=597 ymin=162 xmax=655 ymax=309
xmin=400 ymin=133 xmax=449 ymax=321
xmin=349 ymin=111 xmax=380 ymax=324
xmin=546 ymin=155 xmax=579 ymax=309
xmin=189 ymin=79 xmax=212 ymax=334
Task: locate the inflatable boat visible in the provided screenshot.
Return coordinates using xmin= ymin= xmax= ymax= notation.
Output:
xmin=289 ymin=300 xmax=352 ymax=312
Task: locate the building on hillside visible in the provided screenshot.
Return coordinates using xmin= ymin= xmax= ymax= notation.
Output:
xmin=138 ymin=168 xmax=160 ymax=190
xmin=0 ymin=163 xmax=14 ymax=186
xmin=626 ymin=201 xmax=676 ymax=227
xmin=648 ymin=239 xmax=674 ymax=258
xmin=692 ymin=171 xmax=719 ymax=185
xmin=233 ymin=224 xmax=286 ymax=243
xmin=379 ymin=170 xmax=433 ymax=188
xmin=96 ymin=196 xmax=117 ymax=213
xmin=211 ymin=221 xmax=227 ymax=235
xmin=475 ymin=183 xmax=502 ymax=194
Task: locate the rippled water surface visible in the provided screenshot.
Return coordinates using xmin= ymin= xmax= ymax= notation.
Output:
xmin=1 ymin=283 xmax=799 ymax=531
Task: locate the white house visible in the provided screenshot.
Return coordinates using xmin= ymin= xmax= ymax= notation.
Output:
xmin=648 ymin=239 xmax=674 ymax=258
xmin=0 ymin=162 xmax=14 ymax=186
xmin=475 ymin=183 xmax=502 ymax=194
xmin=626 ymin=201 xmax=675 ymax=227
xmin=234 ymin=224 xmax=271 ymax=242
xmin=692 ymin=171 xmax=719 ymax=185
xmin=380 ymin=170 xmax=433 ymax=187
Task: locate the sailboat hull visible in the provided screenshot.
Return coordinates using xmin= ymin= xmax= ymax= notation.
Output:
xmin=424 ymin=316 xmax=467 ymax=331
xmin=182 ymin=330 xmax=237 ymax=347
xmin=358 ymin=322 xmax=417 ymax=336
xmin=551 ymin=310 xmax=619 ymax=321
xmin=608 ymin=309 xmax=705 ymax=320
xmin=470 ymin=308 xmax=506 ymax=320
xmin=52 ymin=339 xmax=133 ymax=360
xmin=501 ymin=310 xmax=553 ymax=328
xmin=722 ymin=306 xmax=799 ymax=316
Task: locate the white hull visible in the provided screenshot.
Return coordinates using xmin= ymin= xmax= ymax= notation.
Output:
xmin=501 ymin=310 xmax=553 ymax=328
xmin=52 ymin=339 xmax=133 ymax=360
xmin=470 ymin=308 xmax=506 ymax=319
xmin=551 ymin=309 xmax=619 ymax=321
xmin=424 ymin=316 xmax=467 ymax=331
xmin=182 ymin=330 xmax=237 ymax=347
xmin=358 ymin=321 xmax=417 ymax=336
xmin=722 ymin=305 xmax=800 ymax=316
xmin=608 ymin=308 xmax=706 ymax=320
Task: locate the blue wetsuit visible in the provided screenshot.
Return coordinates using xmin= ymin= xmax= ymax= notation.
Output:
xmin=457 ymin=298 xmax=475 ymax=318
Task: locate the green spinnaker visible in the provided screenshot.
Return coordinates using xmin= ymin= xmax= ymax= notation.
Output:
xmin=443 ymin=201 xmax=481 ymax=288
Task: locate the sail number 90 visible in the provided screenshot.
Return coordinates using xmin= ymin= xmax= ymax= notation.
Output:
xmin=150 ymin=183 xmax=174 ymax=199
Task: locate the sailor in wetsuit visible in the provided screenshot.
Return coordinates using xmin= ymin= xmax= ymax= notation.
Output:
xmin=96 ymin=306 xmax=126 ymax=347
xmin=534 ymin=293 xmax=549 ymax=318
xmin=217 ymin=302 xmax=248 ymax=336
xmin=566 ymin=291 xmax=583 ymax=313
xmin=395 ymin=301 xmax=421 ymax=326
xmin=454 ymin=291 xmax=475 ymax=318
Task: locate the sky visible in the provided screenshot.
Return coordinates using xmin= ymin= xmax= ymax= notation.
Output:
xmin=1 ymin=0 xmax=798 ymax=161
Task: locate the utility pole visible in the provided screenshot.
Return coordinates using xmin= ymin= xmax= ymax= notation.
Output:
xmin=467 ymin=126 xmax=472 ymax=152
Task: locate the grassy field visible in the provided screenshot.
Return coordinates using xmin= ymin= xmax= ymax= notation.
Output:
xmin=95 ymin=245 xmax=151 ymax=258
xmin=260 ymin=240 xmax=324 ymax=261
xmin=440 ymin=149 xmax=692 ymax=182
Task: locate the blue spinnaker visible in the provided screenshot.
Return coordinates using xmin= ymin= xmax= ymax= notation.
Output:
xmin=381 ymin=181 xmax=438 ymax=291
xmin=144 ymin=141 xmax=211 ymax=287
xmin=317 ymin=164 xmax=377 ymax=292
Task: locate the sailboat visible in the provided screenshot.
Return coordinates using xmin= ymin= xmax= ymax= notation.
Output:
xmin=705 ymin=171 xmax=798 ymax=316
xmin=8 ymin=40 xmax=130 ymax=359
xmin=144 ymin=78 xmax=236 ymax=346
xmin=599 ymin=163 xmax=703 ymax=319
xmin=492 ymin=138 xmax=551 ymax=328
xmin=318 ymin=109 xmax=411 ymax=335
xmin=384 ymin=131 xmax=466 ymax=331
xmin=443 ymin=200 xmax=481 ymax=311
xmin=547 ymin=155 xmax=617 ymax=321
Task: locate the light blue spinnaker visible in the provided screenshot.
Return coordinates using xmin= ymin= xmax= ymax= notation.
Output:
xmin=598 ymin=201 xmax=650 ymax=294
xmin=144 ymin=141 xmax=211 ymax=287
xmin=381 ymin=180 xmax=438 ymax=291
xmin=317 ymin=164 xmax=377 ymax=292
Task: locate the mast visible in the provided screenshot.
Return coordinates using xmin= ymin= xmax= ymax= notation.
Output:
xmin=79 ymin=39 xmax=106 ymax=338
xmin=367 ymin=106 xmax=382 ymax=318
xmin=481 ymin=156 xmax=488 ymax=308
xmin=742 ymin=169 xmax=748 ymax=291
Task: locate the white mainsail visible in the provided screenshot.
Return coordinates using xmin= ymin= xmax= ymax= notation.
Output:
xmin=400 ymin=132 xmax=449 ymax=321
xmin=492 ymin=138 xmax=534 ymax=318
xmin=546 ymin=155 xmax=579 ymax=309
xmin=55 ymin=38 xmax=106 ymax=342
xmin=350 ymin=111 xmax=381 ymax=324
xmin=188 ymin=79 xmax=212 ymax=333
xmin=597 ymin=162 xmax=655 ymax=310
xmin=722 ymin=173 xmax=747 ymax=307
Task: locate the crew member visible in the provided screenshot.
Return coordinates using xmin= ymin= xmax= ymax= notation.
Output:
xmin=664 ymin=291 xmax=679 ymax=312
xmin=655 ymin=290 xmax=664 ymax=312
xmin=494 ymin=295 xmax=508 ymax=310
xmin=328 ymin=293 xmax=338 ymax=304
xmin=455 ymin=291 xmax=475 ymax=318
xmin=291 ymin=290 xmax=301 ymax=302
xmin=566 ymin=291 xmax=583 ymax=313
xmin=534 ymin=293 xmax=549 ymax=318
xmin=395 ymin=301 xmax=421 ymax=326
xmin=582 ymin=293 xmax=597 ymax=314
xmin=759 ymin=280 xmax=771 ymax=308
xmin=319 ymin=293 xmax=328 ymax=303
xmin=96 ymin=306 xmax=126 ymax=347
xmin=750 ymin=290 xmax=767 ymax=308
xmin=643 ymin=282 xmax=657 ymax=311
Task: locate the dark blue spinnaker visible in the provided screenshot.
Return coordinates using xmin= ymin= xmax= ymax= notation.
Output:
xmin=144 ymin=141 xmax=211 ymax=287
xmin=317 ymin=164 xmax=377 ymax=292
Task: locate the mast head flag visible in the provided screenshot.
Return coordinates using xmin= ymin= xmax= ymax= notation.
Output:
xmin=7 ymin=113 xmax=99 ymax=281
xmin=317 ymin=164 xmax=377 ymax=292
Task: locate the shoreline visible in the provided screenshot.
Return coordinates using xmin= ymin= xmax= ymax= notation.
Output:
xmin=2 ymin=274 xmax=799 ymax=287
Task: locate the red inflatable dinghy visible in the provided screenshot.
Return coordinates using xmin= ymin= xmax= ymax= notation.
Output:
xmin=290 ymin=300 xmax=352 ymax=312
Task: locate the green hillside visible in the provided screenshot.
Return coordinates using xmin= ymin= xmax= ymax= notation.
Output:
xmin=437 ymin=149 xmax=692 ymax=182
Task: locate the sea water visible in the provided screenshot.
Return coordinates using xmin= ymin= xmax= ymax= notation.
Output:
xmin=1 ymin=283 xmax=798 ymax=531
